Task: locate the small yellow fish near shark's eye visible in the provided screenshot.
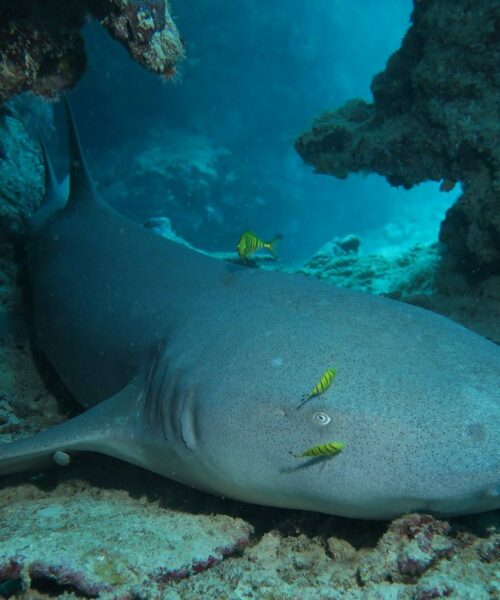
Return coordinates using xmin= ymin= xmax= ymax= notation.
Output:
xmin=308 ymin=367 xmax=336 ymax=399
xmin=298 ymin=367 xmax=337 ymax=409
xmin=237 ymin=231 xmax=281 ymax=260
xmin=294 ymin=441 xmax=345 ymax=459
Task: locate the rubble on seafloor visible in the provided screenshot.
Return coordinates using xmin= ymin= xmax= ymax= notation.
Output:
xmin=0 ymin=485 xmax=252 ymax=598
xmin=0 ymin=0 xmax=184 ymax=104
xmin=296 ymin=0 xmax=500 ymax=284
xmin=0 ymin=325 xmax=66 ymax=444
xmin=169 ymin=512 xmax=499 ymax=600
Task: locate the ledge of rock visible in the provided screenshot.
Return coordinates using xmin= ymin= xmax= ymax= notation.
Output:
xmin=295 ymin=0 xmax=500 ymax=281
xmin=0 ymin=0 xmax=184 ymax=103
xmin=0 ymin=486 xmax=252 ymax=598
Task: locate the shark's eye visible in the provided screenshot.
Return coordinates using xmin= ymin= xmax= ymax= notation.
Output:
xmin=312 ymin=412 xmax=331 ymax=426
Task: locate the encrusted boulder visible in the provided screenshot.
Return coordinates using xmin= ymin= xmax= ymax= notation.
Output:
xmin=0 ymin=0 xmax=184 ymax=103
xmin=95 ymin=0 xmax=184 ymax=78
xmin=358 ymin=514 xmax=456 ymax=585
xmin=296 ymin=0 xmax=500 ymax=281
xmin=0 ymin=487 xmax=252 ymax=598
xmin=298 ymin=238 xmax=439 ymax=298
xmin=0 ymin=104 xmax=44 ymax=243
xmin=0 ymin=97 xmax=47 ymax=311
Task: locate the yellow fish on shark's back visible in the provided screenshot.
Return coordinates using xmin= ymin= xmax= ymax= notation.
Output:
xmin=237 ymin=231 xmax=281 ymax=260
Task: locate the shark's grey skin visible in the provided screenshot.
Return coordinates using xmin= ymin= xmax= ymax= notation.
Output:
xmin=1 ymin=100 xmax=499 ymax=519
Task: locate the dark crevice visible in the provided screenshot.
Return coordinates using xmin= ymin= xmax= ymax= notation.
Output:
xmin=30 ymin=575 xmax=95 ymax=598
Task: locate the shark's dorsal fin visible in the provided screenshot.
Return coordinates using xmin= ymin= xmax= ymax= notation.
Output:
xmin=39 ymin=135 xmax=58 ymax=204
xmin=28 ymin=136 xmax=69 ymax=232
xmin=62 ymin=95 xmax=98 ymax=207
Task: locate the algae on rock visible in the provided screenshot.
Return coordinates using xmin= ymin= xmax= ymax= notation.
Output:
xmin=296 ymin=0 xmax=500 ymax=283
xmin=0 ymin=0 xmax=184 ymax=103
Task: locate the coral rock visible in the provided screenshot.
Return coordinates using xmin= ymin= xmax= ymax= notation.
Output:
xmin=358 ymin=513 xmax=456 ymax=585
xmin=296 ymin=0 xmax=500 ymax=281
xmin=0 ymin=0 xmax=184 ymax=103
xmin=0 ymin=490 xmax=252 ymax=597
xmin=95 ymin=0 xmax=185 ymax=78
xmin=298 ymin=240 xmax=439 ymax=298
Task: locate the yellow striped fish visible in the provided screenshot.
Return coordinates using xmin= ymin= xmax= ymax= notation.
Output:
xmin=306 ymin=367 xmax=336 ymax=400
xmin=237 ymin=231 xmax=281 ymax=260
xmin=294 ymin=441 xmax=344 ymax=459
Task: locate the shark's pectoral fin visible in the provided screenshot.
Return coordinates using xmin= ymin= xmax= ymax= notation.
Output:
xmin=0 ymin=378 xmax=144 ymax=476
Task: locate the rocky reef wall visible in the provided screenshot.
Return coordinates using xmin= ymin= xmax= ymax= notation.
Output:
xmin=0 ymin=98 xmax=49 ymax=311
xmin=0 ymin=0 xmax=184 ymax=104
xmin=296 ymin=0 xmax=500 ymax=283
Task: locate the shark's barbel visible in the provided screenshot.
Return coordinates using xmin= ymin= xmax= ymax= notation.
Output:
xmin=0 ymin=98 xmax=498 ymax=519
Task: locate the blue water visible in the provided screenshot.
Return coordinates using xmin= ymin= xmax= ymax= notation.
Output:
xmin=60 ymin=0 xmax=455 ymax=264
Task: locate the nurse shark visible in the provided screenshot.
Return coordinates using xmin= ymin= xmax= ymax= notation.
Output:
xmin=0 ymin=99 xmax=499 ymax=519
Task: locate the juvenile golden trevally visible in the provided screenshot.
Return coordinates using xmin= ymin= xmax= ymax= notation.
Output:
xmin=298 ymin=367 xmax=336 ymax=408
xmin=294 ymin=441 xmax=345 ymax=459
xmin=307 ymin=367 xmax=336 ymax=399
xmin=237 ymin=231 xmax=281 ymax=259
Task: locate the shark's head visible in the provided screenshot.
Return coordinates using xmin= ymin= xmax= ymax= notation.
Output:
xmin=179 ymin=281 xmax=500 ymax=520
xmin=194 ymin=353 xmax=499 ymax=519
